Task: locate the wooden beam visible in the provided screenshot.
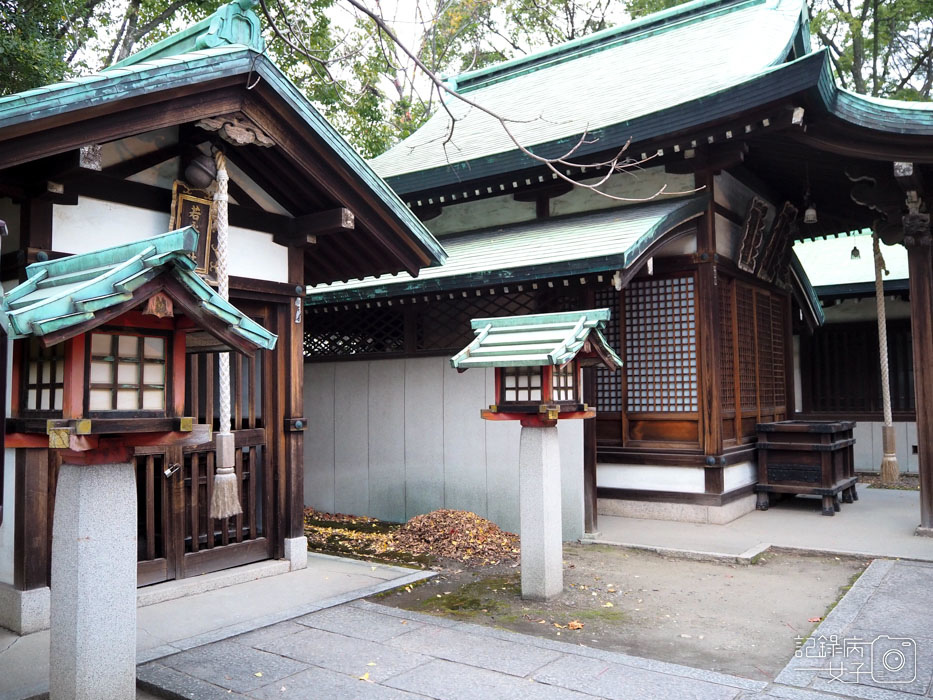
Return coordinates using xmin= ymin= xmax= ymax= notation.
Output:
xmin=13 ymin=449 xmax=51 ymax=589
xmin=273 ymin=208 xmax=354 ymax=248
xmin=102 ymin=143 xmax=181 ymax=179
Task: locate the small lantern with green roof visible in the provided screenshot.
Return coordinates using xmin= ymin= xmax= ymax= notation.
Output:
xmin=451 ymin=309 xmax=621 ymax=600
xmin=450 ymin=309 xmax=622 ymax=426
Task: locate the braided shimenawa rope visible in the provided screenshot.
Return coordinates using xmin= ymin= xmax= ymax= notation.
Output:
xmin=874 ymin=231 xmax=899 ymax=483
xmin=209 ymin=150 xmax=242 ymax=518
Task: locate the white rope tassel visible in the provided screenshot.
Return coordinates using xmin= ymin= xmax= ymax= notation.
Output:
xmin=210 ymin=152 xmax=242 ymax=519
xmin=874 ymin=231 xmax=900 ymax=485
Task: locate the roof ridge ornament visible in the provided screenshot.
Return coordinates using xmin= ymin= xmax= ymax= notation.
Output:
xmin=195 ymin=0 xmax=265 ymax=53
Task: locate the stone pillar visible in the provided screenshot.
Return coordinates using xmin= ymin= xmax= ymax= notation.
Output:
xmin=51 ymin=462 xmax=137 ymax=700
xmin=519 ymin=426 xmax=563 ymax=600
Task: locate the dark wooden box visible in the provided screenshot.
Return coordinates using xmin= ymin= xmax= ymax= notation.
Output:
xmin=754 ymin=420 xmax=857 ymax=516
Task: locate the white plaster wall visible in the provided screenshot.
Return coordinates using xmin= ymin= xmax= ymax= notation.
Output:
xmin=596 ymin=464 xmax=706 ymax=493
xmin=723 ymin=462 xmax=756 ymax=491
xmin=53 ymin=197 xmax=288 ymax=283
xmin=428 ymin=195 xmax=536 ymax=236
xmin=305 ymin=356 xmax=585 ymax=540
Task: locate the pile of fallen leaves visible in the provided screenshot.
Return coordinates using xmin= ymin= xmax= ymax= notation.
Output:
xmin=394 ymin=509 xmax=520 ymax=566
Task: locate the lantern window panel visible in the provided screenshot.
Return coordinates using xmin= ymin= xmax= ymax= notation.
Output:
xmin=22 ymin=337 xmax=65 ymax=414
xmin=87 ymin=331 xmax=169 ymax=414
xmin=501 ymin=366 xmax=543 ymax=404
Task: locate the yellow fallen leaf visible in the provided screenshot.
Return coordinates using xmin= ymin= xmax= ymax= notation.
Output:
xmin=367 ymin=662 xmax=377 ymax=666
xmin=254 ymin=672 xmax=263 ymax=677
xmin=568 ymin=620 xmax=584 ymax=630
xmin=603 ymin=602 xmax=614 ymax=608
xmin=554 ymin=623 xmax=567 ymax=629
xmin=359 ymin=672 xmax=370 ymax=681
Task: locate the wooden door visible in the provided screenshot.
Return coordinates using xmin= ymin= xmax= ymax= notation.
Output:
xmin=136 ymin=338 xmax=274 ymax=586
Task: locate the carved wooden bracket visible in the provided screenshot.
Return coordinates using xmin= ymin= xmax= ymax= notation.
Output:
xmin=737 ymin=197 xmax=768 ymax=273
xmin=196 ymin=112 xmax=275 ymax=148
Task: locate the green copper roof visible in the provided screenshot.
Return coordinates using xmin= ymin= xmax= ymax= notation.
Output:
xmin=109 ymin=0 xmax=265 ymax=69
xmin=0 ymin=47 xmax=446 ymax=272
xmin=372 ymin=0 xmax=808 ymax=186
xmin=450 ymin=308 xmax=623 ymax=369
xmin=0 ymin=229 xmax=277 ymax=350
xmin=307 ymin=196 xmax=707 ymax=305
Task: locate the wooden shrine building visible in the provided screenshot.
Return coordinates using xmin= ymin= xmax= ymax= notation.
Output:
xmin=304 ymin=0 xmax=933 ymax=534
xmin=0 ymin=0 xmax=445 ymax=634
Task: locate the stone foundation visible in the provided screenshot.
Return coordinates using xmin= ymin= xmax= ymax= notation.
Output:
xmin=598 ymin=492 xmax=757 ymax=524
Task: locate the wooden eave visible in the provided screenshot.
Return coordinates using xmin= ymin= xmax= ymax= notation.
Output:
xmin=0 ymin=50 xmax=445 ymax=285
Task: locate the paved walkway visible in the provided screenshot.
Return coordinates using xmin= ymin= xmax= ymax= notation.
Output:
xmin=0 ymin=553 xmax=431 ymax=700
xmin=137 ymin=559 xmax=933 ymax=700
xmin=592 ymin=488 xmax=933 ymax=562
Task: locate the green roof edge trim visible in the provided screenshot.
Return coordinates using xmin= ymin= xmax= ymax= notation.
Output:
xmin=452 ymin=0 xmax=765 ymax=93
xmin=305 ymin=196 xmax=708 ymax=306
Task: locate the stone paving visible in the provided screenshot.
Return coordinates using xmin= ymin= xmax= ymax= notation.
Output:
xmin=777 ymin=559 xmax=933 ymax=699
xmin=138 ymin=559 xmax=933 ymax=700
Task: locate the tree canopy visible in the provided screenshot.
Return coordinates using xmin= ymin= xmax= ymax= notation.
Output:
xmin=1 ymin=0 xmax=928 ymax=158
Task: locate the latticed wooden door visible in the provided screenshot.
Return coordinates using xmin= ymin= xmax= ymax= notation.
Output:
xmin=136 ymin=340 xmax=273 ymax=585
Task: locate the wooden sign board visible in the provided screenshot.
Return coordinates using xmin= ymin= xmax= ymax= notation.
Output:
xmin=170 ymin=181 xmax=216 ymax=280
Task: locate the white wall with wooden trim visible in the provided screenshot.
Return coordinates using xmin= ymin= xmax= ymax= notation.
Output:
xmin=52 ymin=197 xmax=289 ymax=283
xmin=304 ymin=356 xmax=585 ymax=540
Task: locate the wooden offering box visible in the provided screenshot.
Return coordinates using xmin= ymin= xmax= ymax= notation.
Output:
xmin=754 ymin=420 xmax=857 ymax=516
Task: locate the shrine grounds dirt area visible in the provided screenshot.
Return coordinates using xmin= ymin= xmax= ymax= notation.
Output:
xmin=367 ymin=545 xmax=868 ymax=682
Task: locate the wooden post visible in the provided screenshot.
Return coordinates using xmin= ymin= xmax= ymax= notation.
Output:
xmin=904 ymin=212 xmax=933 ymax=533
xmin=282 ymin=246 xmax=307 ymax=567
xmin=695 ymin=172 xmax=723 ymax=464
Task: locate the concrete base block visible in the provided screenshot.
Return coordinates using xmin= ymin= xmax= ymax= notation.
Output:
xmin=0 ymin=582 xmax=50 ymax=634
xmin=51 ymin=462 xmax=137 ymax=700
xmin=597 ymin=492 xmax=756 ymax=525
xmin=519 ymin=426 xmax=563 ymax=601
xmin=915 ymin=526 xmax=933 ymax=538
xmin=284 ymin=536 xmax=309 ymax=571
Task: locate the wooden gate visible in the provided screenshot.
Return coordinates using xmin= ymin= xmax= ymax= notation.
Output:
xmin=137 ymin=331 xmax=274 ymax=586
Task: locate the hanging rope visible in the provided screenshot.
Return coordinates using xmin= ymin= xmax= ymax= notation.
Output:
xmin=874 ymin=230 xmax=899 ymax=484
xmin=209 ymin=150 xmax=242 ymax=519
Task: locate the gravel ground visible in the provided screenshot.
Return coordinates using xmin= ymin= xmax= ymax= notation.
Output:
xmin=369 ymin=544 xmax=869 ymax=682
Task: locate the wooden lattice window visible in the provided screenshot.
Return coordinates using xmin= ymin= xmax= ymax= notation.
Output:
xmin=736 ymin=283 xmax=757 ymax=411
xmin=755 ymin=291 xmax=774 ymax=409
xmin=718 ymin=278 xmax=735 ymax=412
xmin=552 ymin=364 xmax=577 ymax=402
xmin=22 ymin=338 xmax=65 ymax=414
xmin=88 ymin=332 xmax=168 ymax=414
xmin=501 ymin=367 xmax=542 ymax=403
xmin=594 ymin=288 xmax=621 ymax=412
xmin=625 ymin=275 xmax=697 ymax=413
xmin=416 ymin=291 xmax=539 ymax=353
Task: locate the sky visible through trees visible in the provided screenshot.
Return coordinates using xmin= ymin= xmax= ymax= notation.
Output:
xmin=2 ymin=0 xmax=930 ymax=157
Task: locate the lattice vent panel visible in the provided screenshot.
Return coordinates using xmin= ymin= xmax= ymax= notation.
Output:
xmin=718 ymin=278 xmax=735 ymax=412
xmin=305 ymin=307 xmax=405 ymax=357
xmin=756 ymin=291 xmax=774 ymax=410
xmin=736 ymin=283 xmax=758 ymax=411
xmin=415 ymin=290 xmax=539 ymax=353
xmin=771 ymin=295 xmax=786 ymax=407
xmin=625 ymin=276 xmax=697 ymax=413
xmin=594 ymin=288 xmax=621 ymax=411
